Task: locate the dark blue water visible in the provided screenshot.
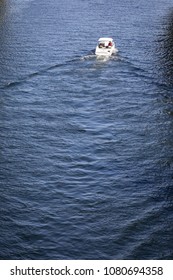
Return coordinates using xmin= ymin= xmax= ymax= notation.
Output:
xmin=0 ymin=0 xmax=173 ymax=260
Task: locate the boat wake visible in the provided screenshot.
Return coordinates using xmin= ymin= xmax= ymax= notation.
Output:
xmin=80 ymin=49 xmax=119 ymax=61
xmin=1 ymin=50 xmax=119 ymax=90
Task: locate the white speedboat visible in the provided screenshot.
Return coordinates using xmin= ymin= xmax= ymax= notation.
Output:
xmin=95 ymin=38 xmax=117 ymax=56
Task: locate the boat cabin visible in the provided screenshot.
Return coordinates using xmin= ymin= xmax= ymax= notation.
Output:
xmin=98 ymin=38 xmax=113 ymax=49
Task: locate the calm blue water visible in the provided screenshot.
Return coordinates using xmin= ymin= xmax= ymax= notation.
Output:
xmin=0 ymin=0 xmax=173 ymax=260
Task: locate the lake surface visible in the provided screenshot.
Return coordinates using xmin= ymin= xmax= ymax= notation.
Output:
xmin=0 ymin=0 xmax=173 ymax=259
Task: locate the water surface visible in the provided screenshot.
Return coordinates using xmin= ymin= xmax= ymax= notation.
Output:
xmin=0 ymin=0 xmax=173 ymax=259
